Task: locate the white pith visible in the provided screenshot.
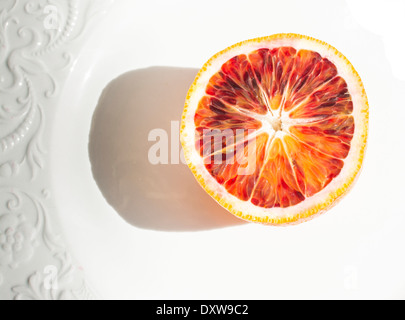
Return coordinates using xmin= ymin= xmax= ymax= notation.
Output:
xmin=181 ymin=35 xmax=368 ymax=223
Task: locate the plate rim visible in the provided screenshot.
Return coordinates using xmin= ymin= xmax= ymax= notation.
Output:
xmin=0 ymin=0 xmax=113 ymax=300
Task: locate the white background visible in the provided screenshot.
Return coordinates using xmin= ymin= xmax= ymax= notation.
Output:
xmin=52 ymin=0 xmax=405 ymax=299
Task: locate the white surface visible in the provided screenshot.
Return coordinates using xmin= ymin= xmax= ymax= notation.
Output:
xmin=51 ymin=0 xmax=405 ymax=299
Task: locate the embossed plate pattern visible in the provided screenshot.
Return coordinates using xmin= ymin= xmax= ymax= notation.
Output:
xmin=0 ymin=0 xmax=112 ymax=300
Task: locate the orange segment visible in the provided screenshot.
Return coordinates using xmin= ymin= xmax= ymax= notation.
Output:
xmin=289 ymin=76 xmax=353 ymax=119
xmin=283 ymin=50 xmax=338 ymax=112
xmin=206 ymin=54 xmax=268 ymax=115
xmin=251 ymin=138 xmax=305 ymax=208
xmin=194 ymin=96 xmax=261 ymax=157
xmin=283 ymin=135 xmax=344 ymax=197
xmin=204 ymin=133 xmax=269 ymax=201
xmin=289 ymin=116 xmax=355 ymax=159
xmin=194 ymin=96 xmax=262 ymax=130
xmin=248 ymin=47 xmax=297 ymax=112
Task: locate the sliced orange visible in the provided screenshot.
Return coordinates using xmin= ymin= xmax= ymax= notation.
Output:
xmin=181 ymin=34 xmax=368 ymax=226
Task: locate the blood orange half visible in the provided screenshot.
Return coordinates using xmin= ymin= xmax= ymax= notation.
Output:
xmin=181 ymin=34 xmax=368 ymax=226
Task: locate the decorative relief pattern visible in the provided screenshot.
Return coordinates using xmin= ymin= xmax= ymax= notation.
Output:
xmin=0 ymin=0 xmax=112 ymax=300
xmin=0 ymin=0 xmax=91 ymax=179
xmin=0 ymin=202 xmax=38 ymax=270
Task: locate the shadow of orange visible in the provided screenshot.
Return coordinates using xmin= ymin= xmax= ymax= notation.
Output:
xmin=89 ymin=67 xmax=246 ymax=232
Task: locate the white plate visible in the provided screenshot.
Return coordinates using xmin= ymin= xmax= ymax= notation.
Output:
xmin=2 ymin=0 xmax=405 ymax=300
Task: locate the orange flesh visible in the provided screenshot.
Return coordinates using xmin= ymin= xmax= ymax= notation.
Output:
xmin=194 ymin=47 xmax=355 ymax=209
